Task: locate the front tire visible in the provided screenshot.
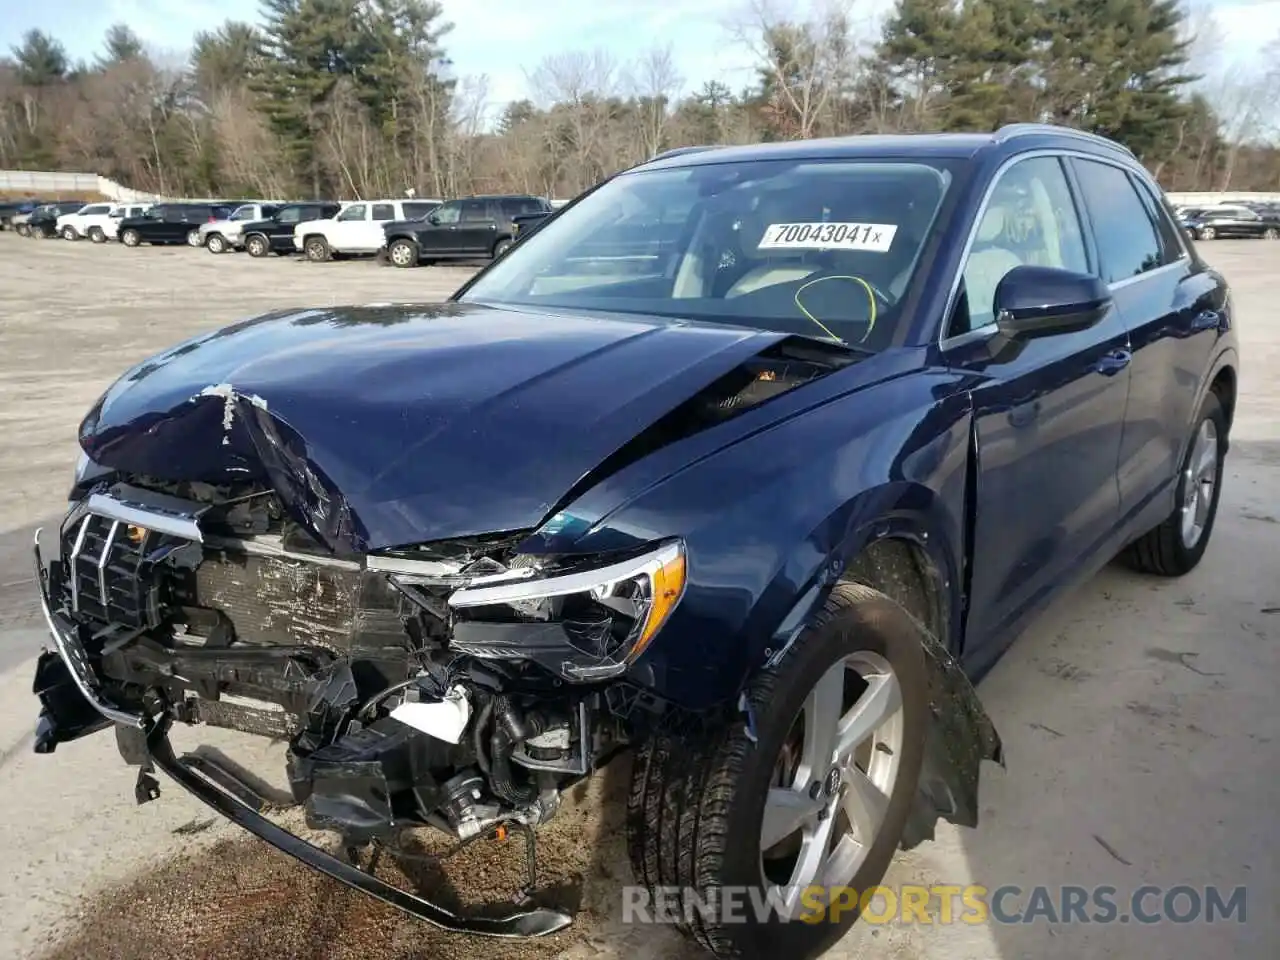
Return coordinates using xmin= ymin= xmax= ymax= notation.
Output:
xmin=15 ymin=223 xmax=30 ymax=237
xmin=492 ymin=238 xmax=513 ymax=258
xmin=388 ymin=238 xmax=418 ymax=267
xmin=88 ymin=226 xmax=106 ymax=243
xmin=1264 ymin=227 xmax=1279 ymax=240
xmin=628 ymin=583 xmax=929 ymax=960
xmin=1125 ymin=391 xmax=1227 ymax=576
xmin=304 ymin=235 xmax=331 ymax=262
xmin=60 ymin=226 xmax=78 ymax=241
xmin=121 ymin=229 xmax=141 ymax=247
xmin=245 ymin=234 xmax=270 ymax=258
xmin=1197 ymin=226 xmax=1216 ymax=241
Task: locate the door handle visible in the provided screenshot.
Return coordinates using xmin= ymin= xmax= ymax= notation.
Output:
xmin=1094 ymin=348 xmax=1132 ymax=376
xmin=1191 ymin=309 xmax=1222 ymax=331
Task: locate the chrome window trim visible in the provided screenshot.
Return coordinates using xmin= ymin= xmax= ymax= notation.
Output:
xmin=938 ymin=147 xmax=1189 ymax=351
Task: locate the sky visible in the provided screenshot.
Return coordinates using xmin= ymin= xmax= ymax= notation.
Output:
xmin=0 ymin=0 xmax=1275 ymax=110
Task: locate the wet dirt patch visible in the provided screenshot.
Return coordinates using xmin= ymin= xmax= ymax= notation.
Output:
xmin=36 ymin=764 xmax=661 ymax=960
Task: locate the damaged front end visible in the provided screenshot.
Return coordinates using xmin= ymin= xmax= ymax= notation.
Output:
xmin=31 ymin=479 xmax=687 ymax=936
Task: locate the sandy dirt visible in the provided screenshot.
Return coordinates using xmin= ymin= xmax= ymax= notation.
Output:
xmin=0 ymin=232 xmax=1276 ymax=960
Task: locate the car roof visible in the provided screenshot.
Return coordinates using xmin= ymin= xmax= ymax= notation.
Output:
xmin=638 ymin=123 xmax=1136 ymax=173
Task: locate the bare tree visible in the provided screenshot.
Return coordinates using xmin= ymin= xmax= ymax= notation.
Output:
xmin=626 ymin=45 xmax=683 ymax=159
xmin=727 ymin=0 xmax=858 ymax=139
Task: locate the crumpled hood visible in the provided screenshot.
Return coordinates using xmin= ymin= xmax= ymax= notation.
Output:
xmin=79 ymin=302 xmax=788 ymax=552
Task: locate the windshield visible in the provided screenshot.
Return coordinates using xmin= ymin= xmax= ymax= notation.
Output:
xmin=460 ymin=158 xmax=956 ymax=349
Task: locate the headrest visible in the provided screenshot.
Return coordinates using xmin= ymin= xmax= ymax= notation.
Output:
xmin=976 ymin=205 xmax=1006 ymax=244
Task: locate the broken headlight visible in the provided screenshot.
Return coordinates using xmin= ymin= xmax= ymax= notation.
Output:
xmin=445 ymin=540 xmax=687 ymax=682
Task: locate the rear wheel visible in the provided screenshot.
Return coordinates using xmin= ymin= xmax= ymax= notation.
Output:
xmin=1264 ymin=227 xmax=1279 ymax=240
xmin=186 ymin=228 xmax=202 ymax=247
xmin=121 ymin=229 xmax=141 ymax=247
xmin=245 ymin=234 xmax=270 ymax=258
xmin=1125 ymin=391 xmax=1226 ymax=576
xmin=628 ymin=583 xmax=929 ymax=960
xmin=1197 ymin=226 xmax=1216 ymax=241
xmin=15 ymin=223 xmax=30 ymax=237
xmin=304 ymin=235 xmax=331 ymax=262
xmin=388 ymin=238 xmax=418 ymax=267
xmin=206 ymin=233 xmax=227 ymax=254
xmin=60 ymin=225 xmax=78 ymax=241
xmin=492 ymin=238 xmax=513 ymax=258
xmin=88 ymin=226 xmax=106 ymax=243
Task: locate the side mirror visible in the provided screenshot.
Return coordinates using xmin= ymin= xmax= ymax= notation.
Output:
xmin=427 ymin=213 xmax=440 ymax=225
xmin=993 ymin=265 xmax=1112 ymax=340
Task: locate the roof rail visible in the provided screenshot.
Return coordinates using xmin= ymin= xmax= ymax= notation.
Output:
xmin=648 ymin=145 xmax=720 ymax=162
xmin=994 ymin=123 xmax=1136 ymax=158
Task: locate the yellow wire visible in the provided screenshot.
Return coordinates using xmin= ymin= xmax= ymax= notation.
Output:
xmin=793 ymin=275 xmax=878 ymax=343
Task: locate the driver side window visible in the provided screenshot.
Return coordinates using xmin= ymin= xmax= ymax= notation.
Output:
xmin=433 ymin=203 xmax=461 ymax=225
xmin=338 ymin=204 xmax=366 ymax=222
xmin=953 ymin=156 xmax=1088 ymax=335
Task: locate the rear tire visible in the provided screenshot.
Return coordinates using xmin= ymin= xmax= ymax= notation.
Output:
xmin=388 ymin=238 xmax=418 ymax=267
xmin=88 ymin=227 xmax=106 ymax=243
xmin=186 ymin=228 xmax=202 ymax=247
xmin=1197 ymin=226 xmax=1216 ymax=241
xmin=304 ymin=235 xmax=331 ymax=262
xmin=492 ymin=238 xmax=513 ymax=258
xmin=1264 ymin=227 xmax=1279 ymax=240
xmin=206 ymin=233 xmax=227 ymax=254
xmin=60 ymin=225 xmax=78 ymax=241
xmin=1124 ymin=391 xmax=1227 ymax=576
xmin=627 ymin=583 xmax=929 ymax=960
xmin=15 ymin=223 xmax=30 ymax=237
xmin=245 ymin=234 xmax=270 ymax=258
xmin=121 ymin=229 xmax=141 ymax=247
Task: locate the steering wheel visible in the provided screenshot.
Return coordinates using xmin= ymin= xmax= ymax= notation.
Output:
xmin=792 ymin=273 xmax=892 ymax=343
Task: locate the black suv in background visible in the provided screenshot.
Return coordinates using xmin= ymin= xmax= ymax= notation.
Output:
xmin=24 ymin=201 xmax=90 ymax=238
xmin=241 ymin=202 xmax=342 ymax=257
xmin=117 ymin=203 xmax=234 ymax=247
xmin=381 ymin=194 xmax=552 ymax=267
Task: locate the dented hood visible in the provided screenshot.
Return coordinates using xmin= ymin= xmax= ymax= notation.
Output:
xmin=79 ymin=302 xmax=789 ymax=552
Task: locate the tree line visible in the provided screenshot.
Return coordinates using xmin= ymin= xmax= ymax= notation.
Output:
xmin=1 ymin=0 xmax=1277 ymax=202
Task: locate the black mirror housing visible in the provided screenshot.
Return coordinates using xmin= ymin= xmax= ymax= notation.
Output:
xmin=993 ymin=265 xmax=1112 ymax=340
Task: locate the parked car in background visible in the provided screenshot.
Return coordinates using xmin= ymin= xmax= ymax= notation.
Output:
xmin=117 ymin=203 xmax=234 ymax=247
xmin=55 ymin=202 xmax=116 ymax=241
xmin=101 ymin=203 xmax=154 ymax=242
xmin=381 ymin=194 xmax=553 ymax=267
xmin=1181 ymin=204 xmax=1280 ymax=240
xmin=294 ymin=199 xmax=440 ymax=261
xmin=200 ymin=202 xmax=281 ymax=253
xmin=25 ymin=201 xmax=93 ymax=238
xmin=240 ymin=202 xmax=342 ymax=257
xmin=0 ymin=197 xmax=42 ymax=231
xmin=510 ymin=209 xmax=553 ymax=242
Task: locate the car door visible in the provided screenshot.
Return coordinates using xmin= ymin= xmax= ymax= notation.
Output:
xmin=365 ymin=202 xmax=397 ymax=251
xmin=330 ymin=203 xmax=367 ymax=249
xmin=1067 ymin=156 xmax=1223 ymax=525
xmin=416 ymin=201 xmax=462 ymax=254
xmin=454 ymin=199 xmax=498 ymax=254
xmin=268 ymin=205 xmax=304 ymax=245
xmin=945 ymin=154 xmax=1132 ymax=662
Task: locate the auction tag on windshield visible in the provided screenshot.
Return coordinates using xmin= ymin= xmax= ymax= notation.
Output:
xmin=758 ymin=222 xmax=898 ymax=252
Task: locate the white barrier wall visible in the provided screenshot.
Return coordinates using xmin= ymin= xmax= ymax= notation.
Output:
xmin=1166 ymin=191 xmax=1280 ymax=206
xmin=0 ymin=169 xmax=162 ymax=202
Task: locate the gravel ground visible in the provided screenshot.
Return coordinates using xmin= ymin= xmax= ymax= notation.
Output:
xmin=0 ymin=232 xmax=1276 ymax=960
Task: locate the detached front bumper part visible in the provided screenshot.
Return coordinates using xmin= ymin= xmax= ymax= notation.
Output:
xmin=30 ymin=531 xmax=573 ymax=940
xmin=143 ymin=719 xmax=573 ymax=938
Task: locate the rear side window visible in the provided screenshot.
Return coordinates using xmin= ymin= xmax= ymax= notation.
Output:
xmin=460 ymin=200 xmax=489 ymax=222
xmin=1071 ymin=159 xmax=1163 ymax=283
xmin=1127 ymin=174 xmax=1185 ymax=266
xmin=82 ymin=204 xmax=110 ymax=215
xmin=277 ymin=207 xmax=303 ymax=224
xmin=372 ymin=203 xmax=395 ymax=220
xmin=404 ymin=202 xmax=438 ymax=218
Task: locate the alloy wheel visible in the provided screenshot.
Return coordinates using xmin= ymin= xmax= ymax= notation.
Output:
xmin=1180 ymin=418 xmax=1219 ymax=549
xmin=247 ymin=236 xmax=267 ymax=257
xmin=759 ymin=651 xmax=903 ymax=918
xmin=390 ymin=241 xmax=415 ymax=267
xmin=187 ymin=229 xmax=202 ymax=246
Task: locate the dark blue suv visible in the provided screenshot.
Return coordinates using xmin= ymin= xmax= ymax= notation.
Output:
xmin=31 ymin=123 xmax=1234 ymax=959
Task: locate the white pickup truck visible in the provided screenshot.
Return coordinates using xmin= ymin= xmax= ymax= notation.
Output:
xmin=292 ymin=199 xmax=440 ymax=261
xmin=57 ymin=202 xmax=152 ymax=242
